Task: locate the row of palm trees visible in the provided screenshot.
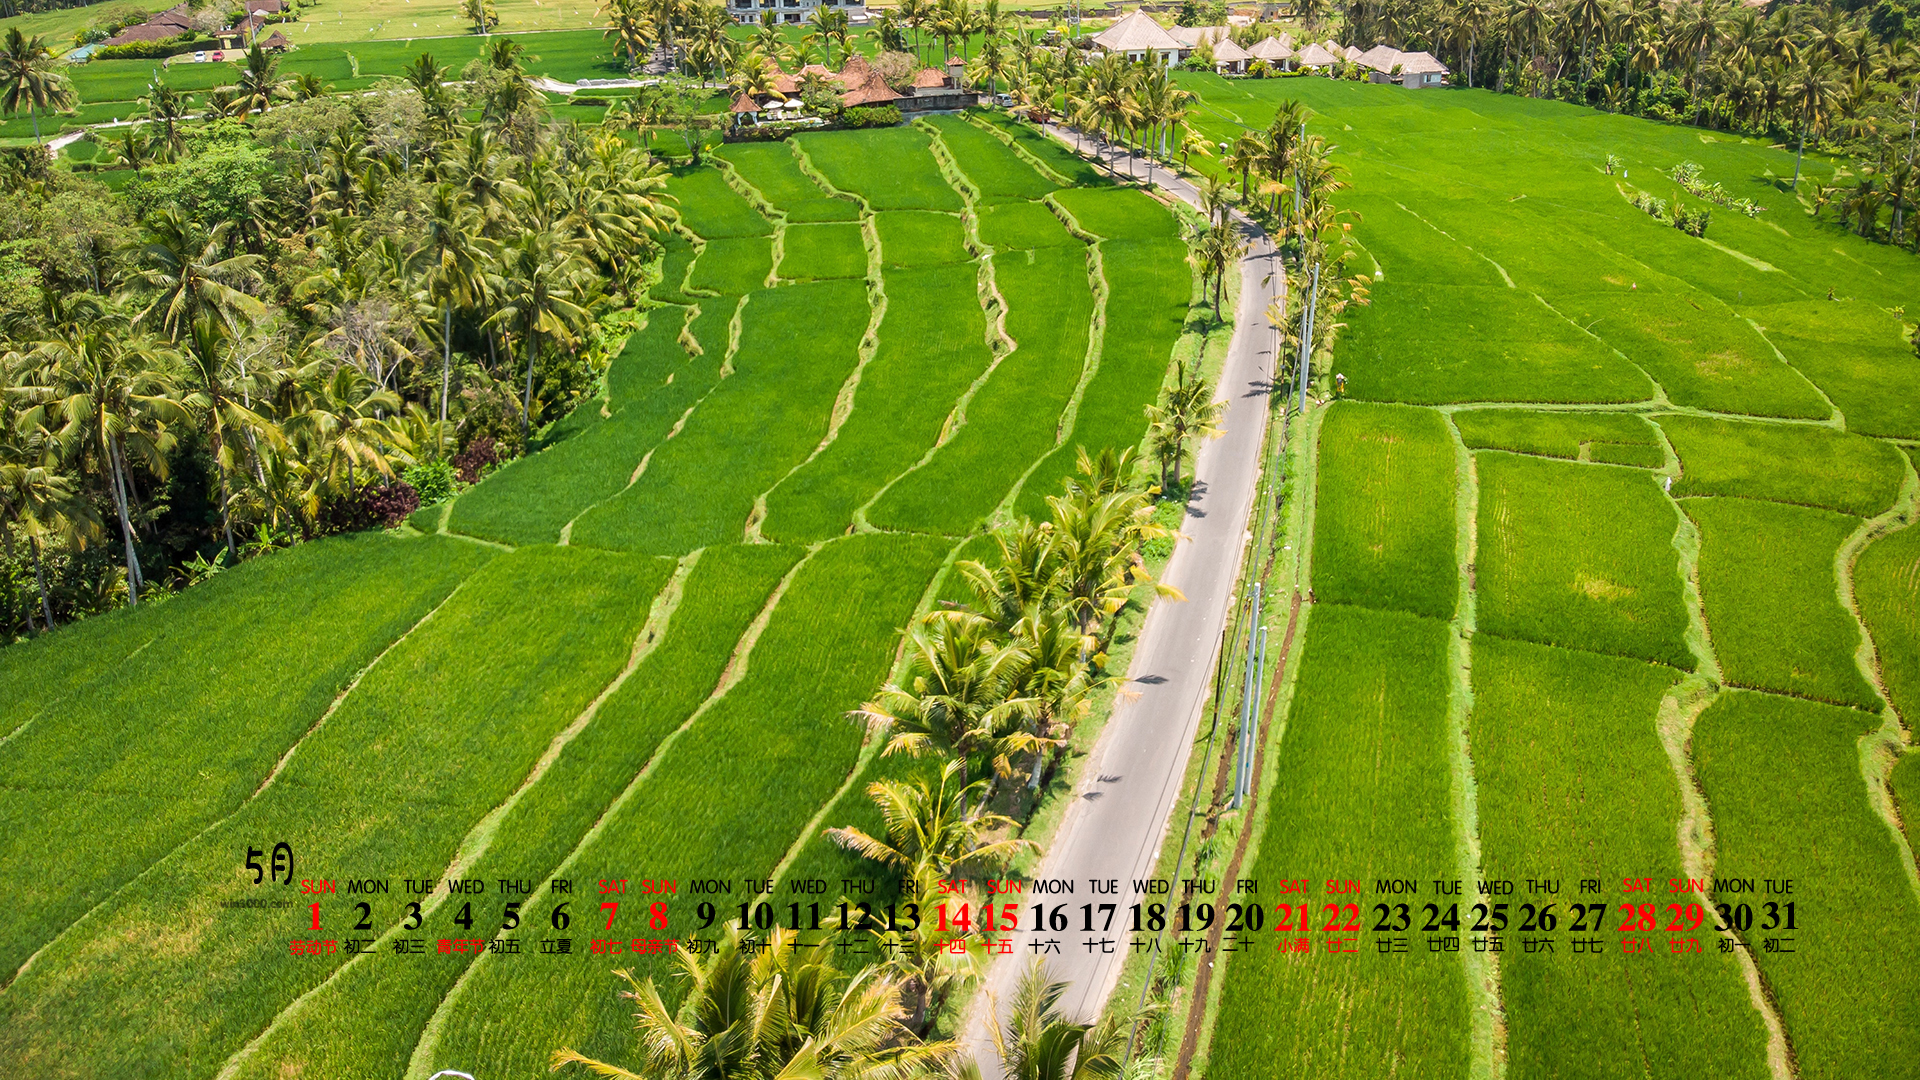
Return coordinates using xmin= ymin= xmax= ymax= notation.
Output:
xmin=1362 ymin=0 xmax=1920 ymax=190
xmin=2 ymin=40 xmax=677 ymax=631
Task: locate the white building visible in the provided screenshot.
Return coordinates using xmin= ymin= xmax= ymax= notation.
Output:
xmin=1354 ymin=44 xmax=1450 ymax=87
xmin=1091 ymin=10 xmax=1185 ymax=67
xmin=727 ymin=0 xmax=865 ymax=26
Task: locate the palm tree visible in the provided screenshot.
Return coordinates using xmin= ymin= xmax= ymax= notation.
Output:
xmin=1187 ymin=220 xmax=1246 ymax=318
xmin=552 ymin=928 xmax=952 ymax=1080
xmin=825 ymin=758 xmax=1036 ymax=882
xmin=419 ymin=183 xmax=492 ymax=425
xmin=133 ymin=209 xmax=267 ymax=339
xmin=0 ymin=27 xmax=75 ymax=147
xmin=229 ymin=44 xmax=286 ymax=120
xmin=988 ymin=963 xmax=1128 ymax=1080
xmin=17 ymin=316 xmax=182 ymax=605
xmin=283 ymin=360 xmax=405 ymax=511
xmin=487 ymin=228 xmax=591 ymax=441
xmin=1146 ymin=360 xmax=1227 ymax=489
xmin=179 ymin=316 xmax=285 ymax=559
xmin=1787 ymin=58 xmax=1843 ymax=190
xmin=854 ymin=610 xmax=1030 ymax=792
xmin=0 ymin=423 xmax=95 ymax=630
xmin=601 ymin=0 xmax=653 ymax=68
xmin=139 ymin=77 xmax=189 ymax=159
xmin=1568 ymin=0 xmax=1607 ymax=85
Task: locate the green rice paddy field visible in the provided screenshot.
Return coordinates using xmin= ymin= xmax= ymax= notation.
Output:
xmin=0 ymin=118 xmax=1193 ymax=1077
xmin=1195 ymin=77 xmax=1920 ymax=1080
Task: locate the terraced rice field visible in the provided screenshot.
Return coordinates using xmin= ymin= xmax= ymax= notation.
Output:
xmin=1195 ymin=76 xmax=1920 ymax=1080
xmin=0 ymin=116 xmax=1194 ymax=1077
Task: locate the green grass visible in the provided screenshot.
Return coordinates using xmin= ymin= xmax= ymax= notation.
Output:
xmin=869 ymin=244 xmax=1093 ymax=534
xmin=1341 ymin=284 xmax=1655 ymax=405
xmin=1894 ymin=752 xmax=1920 ymax=863
xmin=778 ymin=222 xmax=869 ymax=281
xmin=648 ymin=234 xmax=698 ymax=303
xmin=687 ymin=236 xmax=774 ymax=295
xmin=1016 ymin=237 xmax=1188 ymax=518
xmin=1207 ymin=605 xmax=1471 ymax=1080
xmin=795 ymin=127 xmax=964 ymax=212
xmin=922 ymin=112 xmax=1058 ymax=203
xmin=219 ymin=543 xmax=800 ymax=1080
xmin=1311 ymin=402 xmax=1457 ymax=621
xmin=970 ymin=111 xmax=1109 ymax=187
xmin=1557 ymin=291 xmax=1829 ymax=419
xmin=1661 ymin=414 xmax=1906 ymax=516
xmin=420 ymin=532 xmax=952 ymax=1078
xmin=569 ymin=279 xmax=871 ymax=554
xmin=1470 ymin=636 xmax=1769 ymax=1080
xmin=0 ymin=533 xmax=492 ymax=982
xmin=1693 ymin=691 xmax=1920 ymax=1080
xmin=447 ymin=307 xmax=730 ymax=545
xmin=665 ymin=165 xmax=773 ymax=239
xmin=715 ymin=140 xmax=862 ymax=223
xmin=1856 ymin=520 xmax=1920 ymax=722
xmin=874 ymin=210 xmax=970 ymax=268
xmin=1452 ymin=408 xmax=1663 ymax=467
xmin=1747 ymin=299 xmax=1920 ymax=441
xmin=1049 ymin=186 xmax=1180 ymax=241
xmin=976 ymin=200 xmax=1078 ymax=249
xmin=1475 ymin=453 xmax=1693 ymax=669
xmin=762 ymin=264 xmax=994 ymax=542
xmin=1686 ymin=498 xmax=1879 ymax=709
xmin=1341 ymin=193 xmax=1508 ymax=288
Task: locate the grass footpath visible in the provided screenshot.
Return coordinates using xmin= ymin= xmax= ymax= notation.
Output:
xmin=1693 ymin=691 xmax=1920 ymax=1080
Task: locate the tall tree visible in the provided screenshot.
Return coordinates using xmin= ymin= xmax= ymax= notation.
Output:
xmin=0 ymin=27 xmax=74 ymax=147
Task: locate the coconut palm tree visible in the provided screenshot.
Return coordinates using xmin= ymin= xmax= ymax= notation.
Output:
xmin=1146 ymin=360 xmax=1227 ymax=490
xmin=1787 ymin=58 xmax=1843 ymax=189
xmin=1186 ymin=220 xmax=1246 ymax=318
xmin=419 ymin=184 xmax=493 ymax=425
xmin=228 ymin=44 xmax=286 ymax=120
xmin=178 ymin=316 xmax=285 ymax=559
xmin=487 ymin=228 xmax=592 ymax=441
xmin=139 ymin=77 xmax=189 ymax=159
xmin=552 ymin=928 xmax=952 ymax=1080
xmin=825 ymin=758 xmax=1036 ymax=882
xmin=988 ymin=962 xmax=1128 ymax=1080
xmin=0 ymin=27 xmax=74 ymax=147
xmin=133 ymin=209 xmax=268 ymax=340
xmin=601 ymin=0 xmax=653 ymax=68
xmin=855 ymin=610 xmax=1032 ymax=794
xmin=16 ymin=315 xmax=182 ymax=605
xmin=0 ymin=421 xmax=96 ymax=629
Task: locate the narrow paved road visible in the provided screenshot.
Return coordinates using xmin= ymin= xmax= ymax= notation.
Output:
xmin=962 ymin=130 xmax=1282 ymax=1072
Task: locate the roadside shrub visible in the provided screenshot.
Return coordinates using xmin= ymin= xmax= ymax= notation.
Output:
xmin=568 ymin=95 xmax=610 ymax=107
xmin=840 ymin=105 xmax=902 ymax=129
xmin=93 ymin=33 xmax=207 ymax=61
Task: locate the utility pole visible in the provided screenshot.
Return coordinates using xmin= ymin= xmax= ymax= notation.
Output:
xmin=1296 ymin=261 xmax=1319 ymax=416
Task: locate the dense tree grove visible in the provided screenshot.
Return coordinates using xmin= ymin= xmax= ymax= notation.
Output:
xmin=1 ymin=37 xmax=676 ymax=633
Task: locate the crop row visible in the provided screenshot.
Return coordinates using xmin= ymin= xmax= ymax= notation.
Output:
xmin=969 ymin=110 xmax=1110 ymax=187
xmin=1470 ymin=636 xmax=1770 ymax=1079
xmin=0 ymin=533 xmax=493 ymax=982
xmin=1475 ymin=452 xmax=1694 ymax=669
xmin=778 ymin=221 xmax=869 ymax=281
xmin=922 ymin=114 xmax=1061 ymax=204
xmin=977 ymin=200 xmax=1080 ymax=249
xmin=1693 ymin=691 xmax=1920 ymax=1079
xmin=1856 ymin=519 xmax=1920 ymax=721
xmin=871 ymin=245 xmax=1094 ymax=534
xmin=447 ymin=304 xmax=736 ymax=546
xmin=1311 ymin=401 xmax=1457 ymax=621
xmin=714 ymin=142 xmax=862 ymax=223
xmin=1016 ymin=237 xmax=1189 ymax=518
xmin=1452 ymin=408 xmax=1663 ymax=468
xmin=224 ymin=544 xmax=803 ymax=1080
xmin=571 ymin=278 xmax=873 ymax=554
xmin=761 ymin=264 xmax=993 ymax=543
xmin=1660 ymin=414 xmax=1903 ymax=516
xmin=875 ymin=211 xmax=971 ymax=268
xmin=0 ymin=545 xmax=671 ymax=1078
xmin=418 ymin=532 xmax=954 ymax=1078
xmin=664 ymin=167 xmax=774 ymax=240
xmin=795 ymin=128 xmax=965 ymax=212
xmin=1206 ymin=605 xmax=1471 ymax=1078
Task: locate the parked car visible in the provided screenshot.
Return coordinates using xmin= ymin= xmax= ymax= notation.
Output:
xmin=210 ymin=51 xmax=224 ymax=61
xmin=193 ymin=51 xmax=206 ymax=62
